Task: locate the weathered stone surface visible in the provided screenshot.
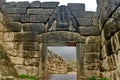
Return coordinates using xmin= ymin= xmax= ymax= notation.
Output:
xmin=85 ymin=43 xmax=100 ymax=52
xmin=84 ymin=53 xmax=100 ymax=64
xmin=24 ymin=58 xmax=39 ymax=66
xmin=6 ymin=8 xmax=26 ymax=14
xmin=0 ymin=0 xmax=5 ymax=9
xmin=5 ymin=22 xmax=22 ymax=32
xmin=72 ymin=11 xmax=96 ymax=18
xmin=30 ymin=15 xmax=50 ymax=23
xmin=9 ymin=56 xmax=24 ymax=65
xmin=16 ymin=1 xmax=30 ymax=8
xmin=77 ymin=18 xmax=92 ymax=26
xmin=0 ymin=45 xmax=18 ymax=78
xmin=23 ymin=23 xmax=45 ymax=34
xmin=30 ymin=1 xmax=41 ymax=8
xmin=23 ymin=42 xmax=39 ymax=51
xmin=23 ymin=51 xmax=39 ymax=58
xmin=0 ymin=13 xmax=3 ymax=22
xmin=68 ymin=3 xmax=85 ymax=11
xmin=14 ymin=42 xmax=23 ymax=50
xmin=14 ymin=32 xmax=38 ymax=42
xmin=21 ymin=14 xmax=30 ymax=22
xmin=3 ymin=32 xmax=14 ymax=41
xmin=15 ymin=65 xmax=38 ymax=75
xmin=0 ymin=23 xmax=5 ymax=32
xmin=27 ymin=8 xmax=43 ymax=14
xmin=2 ymin=42 xmax=14 ymax=50
xmin=5 ymin=2 xmax=16 ymax=8
xmin=4 ymin=14 xmax=21 ymax=22
xmin=79 ymin=26 xmax=100 ymax=36
xmin=0 ymin=32 xmax=3 ymax=42
xmin=41 ymin=2 xmax=59 ymax=9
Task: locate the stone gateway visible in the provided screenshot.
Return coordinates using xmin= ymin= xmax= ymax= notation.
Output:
xmin=0 ymin=0 xmax=119 ymax=80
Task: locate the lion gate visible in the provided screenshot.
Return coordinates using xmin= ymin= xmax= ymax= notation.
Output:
xmin=0 ymin=0 xmax=120 ymax=80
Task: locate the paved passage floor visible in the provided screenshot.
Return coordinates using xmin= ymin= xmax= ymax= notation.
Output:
xmin=45 ymin=73 xmax=77 ymax=80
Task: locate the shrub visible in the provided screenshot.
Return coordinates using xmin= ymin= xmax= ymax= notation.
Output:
xmin=86 ymin=76 xmax=109 ymax=80
xmin=19 ymin=74 xmax=38 ymax=80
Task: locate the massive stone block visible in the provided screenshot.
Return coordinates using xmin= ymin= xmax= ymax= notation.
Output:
xmin=0 ymin=0 xmax=5 ymax=9
xmin=30 ymin=15 xmax=50 ymax=23
xmin=23 ymin=23 xmax=45 ymax=34
xmin=3 ymin=32 xmax=14 ymax=42
xmin=16 ymin=1 xmax=30 ymax=8
xmin=79 ymin=26 xmax=100 ymax=36
xmin=68 ymin=3 xmax=85 ymax=11
xmin=5 ymin=22 xmax=22 ymax=32
xmin=21 ymin=14 xmax=30 ymax=22
xmin=23 ymin=42 xmax=39 ymax=51
xmin=4 ymin=14 xmax=21 ymax=22
xmin=77 ymin=18 xmax=92 ymax=26
xmin=6 ymin=8 xmax=26 ymax=14
xmin=14 ymin=32 xmax=38 ymax=42
xmin=41 ymin=2 xmax=59 ymax=9
xmin=30 ymin=1 xmax=41 ymax=8
xmin=5 ymin=2 xmax=16 ymax=8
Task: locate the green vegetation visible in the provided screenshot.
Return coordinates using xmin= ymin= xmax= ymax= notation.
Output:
xmin=19 ymin=74 xmax=38 ymax=80
xmin=86 ymin=76 xmax=109 ymax=80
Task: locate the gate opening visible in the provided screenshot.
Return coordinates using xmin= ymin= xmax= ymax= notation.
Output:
xmin=46 ymin=46 xmax=77 ymax=80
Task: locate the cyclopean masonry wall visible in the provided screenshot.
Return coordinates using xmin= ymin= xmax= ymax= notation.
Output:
xmin=0 ymin=0 xmax=119 ymax=80
xmin=97 ymin=0 xmax=120 ymax=79
xmin=47 ymin=50 xmax=67 ymax=74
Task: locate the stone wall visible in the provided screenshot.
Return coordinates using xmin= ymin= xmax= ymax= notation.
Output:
xmin=47 ymin=50 xmax=67 ymax=74
xmin=97 ymin=0 xmax=120 ymax=79
xmin=0 ymin=1 xmax=101 ymax=79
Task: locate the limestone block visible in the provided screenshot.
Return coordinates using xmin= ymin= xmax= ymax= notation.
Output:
xmin=16 ymin=1 xmax=30 ymax=8
xmin=5 ymin=22 xmax=22 ymax=32
xmin=20 ymin=14 xmax=30 ymax=22
xmin=92 ymin=18 xmax=98 ymax=25
xmin=101 ymin=30 xmax=106 ymax=47
xmin=0 ymin=12 xmax=3 ymax=22
xmin=41 ymin=2 xmax=59 ymax=9
xmin=85 ymin=36 xmax=100 ymax=43
xmin=3 ymin=32 xmax=14 ymax=41
xmin=107 ymin=56 xmax=116 ymax=70
xmin=84 ymin=53 xmax=100 ymax=64
xmin=84 ymin=70 xmax=100 ymax=77
xmin=30 ymin=14 xmax=50 ymax=23
xmin=27 ymin=9 xmax=54 ymax=15
xmin=24 ymin=58 xmax=39 ymax=66
xmin=14 ymin=42 xmax=23 ymax=50
xmin=23 ymin=42 xmax=39 ymax=51
xmin=2 ymin=42 xmax=14 ymax=50
xmin=27 ymin=8 xmax=43 ymax=14
xmin=100 ymin=58 xmax=109 ymax=71
xmin=84 ymin=63 xmax=99 ymax=70
xmin=17 ymin=50 xmax=24 ymax=58
xmin=117 ymin=51 xmax=120 ymax=67
xmin=0 ymin=0 xmax=5 ymax=9
xmin=68 ymin=3 xmax=85 ymax=11
xmin=23 ymin=23 xmax=45 ymax=34
xmin=77 ymin=18 xmax=92 ymax=26
xmin=9 ymin=56 xmax=24 ymax=65
xmin=4 ymin=14 xmax=21 ymax=22
xmin=0 ymin=23 xmax=6 ymax=32
xmin=0 ymin=32 xmax=3 ymax=42
xmin=30 ymin=1 xmax=41 ymax=8
xmin=97 ymin=0 xmax=120 ymax=28
xmin=6 ymin=49 xmax=17 ymax=56
xmin=5 ymin=2 xmax=16 ymax=8
xmin=85 ymin=43 xmax=100 ymax=52
xmin=114 ymin=31 xmax=120 ymax=51
xmin=105 ymin=40 xmax=113 ymax=56
xmin=15 ymin=65 xmax=27 ymax=75
xmin=79 ymin=26 xmax=100 ymax=36
xmin=6 ymin=8 xmax=26 ymax=14
xmin=14 ymin=32 xmax=38 ymax=42
xmin=26 ymin=66 xmax=38 ymax=76
xmin=23 ymin=51 xmax=39 ymax=58
xmin=101 ymin=46 xmax=107 ymax=59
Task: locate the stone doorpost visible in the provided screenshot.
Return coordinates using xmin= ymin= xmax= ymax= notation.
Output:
xmin=76 ymin=43 xmax=85 ymax=80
